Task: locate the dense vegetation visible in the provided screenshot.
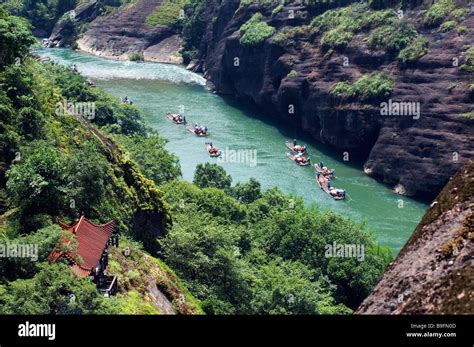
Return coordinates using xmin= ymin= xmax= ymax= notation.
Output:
xmin=181 ymin=0 xmax=207 ymax=62
xmin=0 ymin=0 xmax=78 ymax=34
xmin=0 ymin=6 xmax=186 ymax=313
xmin=239 ymin=12 xmax=275 ymax=47
xmin=0 ymin=2 xmax=394 ymax=315
xmin=145 ymin=0 xmax=185 ymax=27
xmin=330 ymin=73 xmax=393 ymax=102
xmin=159 ymin=174 xmax=391 ymax=313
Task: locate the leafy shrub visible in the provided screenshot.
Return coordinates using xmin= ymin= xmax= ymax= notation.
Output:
xmin=271 ymin=3 xmax=284 ymax=16
xmin=312 ymin=2 xmax=396 ymax=33
xmin=368 ymin=24 xmax=417 ymax=52
xmin=456 ymin=111 xmax=474 ymax=120
xmin=449 ymin=7 xmax=469 ymax=21
xmin=457 ymin=26 xmax=469 ymax=36
xmin=287 ymin=70 xmax=298 ymax=78
xmin=361 ymin=9 xmax=398 ymax=29
xmin=128 ymin=52 xmax=144 ymax=62
xmin=330 ymin=81 xmax=352 ymax=98
xmin=331 ymin=73 xmax=393 ymax=101
xmin=145 ymin=0 xmax=185 ymax=26
xmin=459 ymin=47 xmax=474 ymax=72
xmin=311 ymin=2 xmax=368 ymax=32
xmin=351 ymin=73 xmax=393 ymax=100
xmin=271 ymin=25 xmax=307 ymax=47
xmin=398 ymin=36 xmax=429 ymax=65
xmin=311 ymin=3 xmax=399 ymax=51
xmin=438 ymin=20 xmax=456 ymax=33
xmin=424 ymin=0 xmax=456 ymax=27
xmin=321 ymin=28 xmax=353 ymax=50
xmin=240 ymin=13 xmax=275 ymax=47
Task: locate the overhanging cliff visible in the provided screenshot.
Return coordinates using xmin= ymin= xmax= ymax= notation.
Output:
xmin=356 ymin=158 xmax=473 ymax=314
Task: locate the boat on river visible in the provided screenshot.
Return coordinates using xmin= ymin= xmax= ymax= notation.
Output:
xmin=166 ymin=113 xmax=186 ymax=124
xmin=314 ymin=163 xmax=335 ymax=179
xmin=285 ymin=141 xmax=307 ymax=154
xmin=287 ymin=153 xmax=311 ymax=166
xmin=205 ymin=142 xmax=221 ymax=157
xmin=316 ymin=174 xmax=345 ymax=200
xmin=187 ymin=124 xmax=209 ymax=137
xmin=120 ymin=97 xmax=133 ymax=105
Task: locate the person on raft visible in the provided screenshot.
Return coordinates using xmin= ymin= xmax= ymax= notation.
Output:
xmin=295 ymin=154 xmax=310 ymax=165
xmin=121 ymin=97 xmax=133 ymax=105
xmin=294 ymin=144 xmax=307 ymax=152
xmin=71 ymin=64 xmax=79 ymax=73
xmin=329 ymin=187 xmax=345 ymax=198
xmin=194 ymin=124 xmax=207 ymax=135
xmin=318 ymin=175 xmax=329 ymax=187
xmin=208 ymin=143 xmax=219 ymax=155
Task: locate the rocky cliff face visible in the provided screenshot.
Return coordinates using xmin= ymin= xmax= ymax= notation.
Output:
xmin=48 ymin=0 xmax=101 ymax=47
xmin=48 ymin=0 xmax=473 ymax=199
xmin=189 ymin=0 xmax=474 ymax=199
xmin=356 ymin=158 xmax=473 ymax=314
xmin=76 ymin=0 xmax=183 ymax=63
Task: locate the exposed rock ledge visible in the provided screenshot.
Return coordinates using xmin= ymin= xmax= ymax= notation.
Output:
xmin=356 ymin=158 xmax=473 ymax=314
xmin=76 ymin=0 xmax=183 ymax=64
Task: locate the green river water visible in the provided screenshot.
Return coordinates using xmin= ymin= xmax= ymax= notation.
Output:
xmin=37 ymin=48 xmax=428 ymax=254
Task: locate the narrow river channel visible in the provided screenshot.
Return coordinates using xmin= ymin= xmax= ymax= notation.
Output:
xmin=38 ymin=48 xmax=428 ymax=254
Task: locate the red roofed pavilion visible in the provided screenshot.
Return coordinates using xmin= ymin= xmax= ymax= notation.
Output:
xmin=49 ymin=216 xmax=118 ymax=290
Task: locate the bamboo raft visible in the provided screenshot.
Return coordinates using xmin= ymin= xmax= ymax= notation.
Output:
xmin=314 ymin=163 xmax=335 ymax=179
xmin=205 ymin=143 xmax=222 ymax=157
xmin=287 ymin=153 xmax=311 ymax=166
xmin=316 ymin=175 xmax=345 ymax=200
xmin=285 ymin=141 xmax=307 ymax=154
xmin=187 ymin=125 xmax=209 ymax=137
xmin=166 ymin=113 xmax=186 ymax=124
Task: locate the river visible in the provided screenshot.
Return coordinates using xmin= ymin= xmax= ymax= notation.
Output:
xmin=37 ymin=48 xmax=428 ymax=254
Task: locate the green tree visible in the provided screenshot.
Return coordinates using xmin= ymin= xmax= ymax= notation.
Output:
xmin=6 ymin=144 xmax=68 ymax=228
xmin=0 ymin=225 xmax=68 ymax=280
xmin=116 ymin=134 xmax=181 ymax=185
xmin=232 ymin=178 xmax=262 ymax=204
xmin=193 ymin=163 xmax=232 ymax=191
xmin=0 ymin=263 xmax=118 ymax=314
xmin=66 ymin=142 xmax=108 ymax=217
xmin=0 ymin=6 xmax=35 ymax=69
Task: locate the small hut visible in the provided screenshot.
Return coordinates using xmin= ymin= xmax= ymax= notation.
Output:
xmin=49 ymin=216 xmax=119 ymax=296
